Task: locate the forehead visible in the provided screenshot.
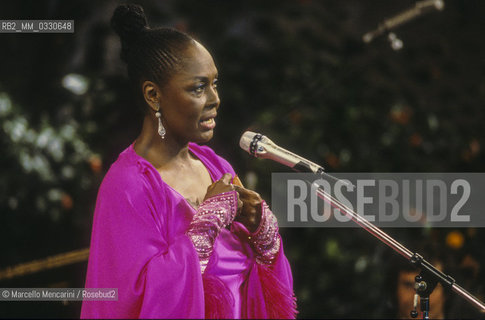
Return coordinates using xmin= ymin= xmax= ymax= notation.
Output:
xmin=177 ymin=41 xmax=218 ymax=79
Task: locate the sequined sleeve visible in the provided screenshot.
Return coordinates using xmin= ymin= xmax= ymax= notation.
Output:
xmin=249 ymin=201 xmax=281 ymax=265
xmin=186 ymin=190 xmax=238 ymax=273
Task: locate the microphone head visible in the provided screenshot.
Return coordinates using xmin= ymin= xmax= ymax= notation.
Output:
xmin=239 ymin=131 xmax=276 ymax=158
xmin=239 ymin=131 xmax=258 ymax=153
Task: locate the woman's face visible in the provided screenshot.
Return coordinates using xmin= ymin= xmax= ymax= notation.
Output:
xmin=159 ymin=41 xmax=220 ymax=144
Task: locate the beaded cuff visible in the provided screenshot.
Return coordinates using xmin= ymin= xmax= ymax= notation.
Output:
xmin=186 ymin=190 xmax=238 ymax=273
xmin=249 ymin=201 xmax=281 ymax=265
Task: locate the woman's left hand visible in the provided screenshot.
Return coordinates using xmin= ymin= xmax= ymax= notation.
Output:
xmin=233 ymin=185 xmax=262 ymax=233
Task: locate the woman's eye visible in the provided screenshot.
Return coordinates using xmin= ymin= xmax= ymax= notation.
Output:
xmin=193 ymin=84 xmax=205 ymax=94
xmin=191 ymin=79 xmax=218 ymax=95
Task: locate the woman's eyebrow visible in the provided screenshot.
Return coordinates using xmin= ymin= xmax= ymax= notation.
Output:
xmin=185 ymin=74 xmax=219 ymax=82
xmin=192 ymin=76 xmax=209 ymax=82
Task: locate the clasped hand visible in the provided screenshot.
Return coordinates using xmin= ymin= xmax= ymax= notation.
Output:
xmin=204 ymin=173 xmax=262 ymax=233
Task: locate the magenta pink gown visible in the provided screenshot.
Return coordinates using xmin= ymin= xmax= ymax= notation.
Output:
xmin=80 ymin=142 xmax=296 ymax=319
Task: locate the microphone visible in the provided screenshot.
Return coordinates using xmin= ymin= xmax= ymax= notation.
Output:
xmin=239 ymin=131 xmax=325 ymax=174
xmin=239 ymin=131 xmax=355 ymax=190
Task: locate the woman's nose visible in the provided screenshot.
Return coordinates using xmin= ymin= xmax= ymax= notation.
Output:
xmin=206 ymin=85 xmax=220 ymax=109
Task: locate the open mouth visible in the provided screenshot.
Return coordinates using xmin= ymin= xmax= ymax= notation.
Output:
xmin=199 ymin=117 xmax=216 ymax=130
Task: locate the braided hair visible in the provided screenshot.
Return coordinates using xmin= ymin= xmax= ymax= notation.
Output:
xmin=111 ymin=4 xmax=194 ymax=107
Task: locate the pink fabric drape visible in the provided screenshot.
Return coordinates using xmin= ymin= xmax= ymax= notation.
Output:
xmin=81 ymin=142 xmax=296 ymax=319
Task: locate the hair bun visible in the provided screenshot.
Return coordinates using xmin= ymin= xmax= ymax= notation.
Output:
xmin=111 ymin=4 xmax=148 ymax=41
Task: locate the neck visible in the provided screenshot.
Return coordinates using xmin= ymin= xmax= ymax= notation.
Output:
xmin=134 ymin=114 xmax=191 ymax=168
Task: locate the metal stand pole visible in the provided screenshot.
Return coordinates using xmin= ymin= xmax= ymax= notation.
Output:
xmin=312 ymin=182 xmax=485 ymax=315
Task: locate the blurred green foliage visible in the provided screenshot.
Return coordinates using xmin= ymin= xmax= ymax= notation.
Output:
xmin=1 ymin=0 xmax=484 ymax=318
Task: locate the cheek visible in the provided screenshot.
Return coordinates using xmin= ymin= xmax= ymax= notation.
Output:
xmin=166 ymin=94 xmax=201 ymax=115
xmin=166 ymin=97 xmax=205 ymax=127
xmin=181 ymin=99 xmax=205 ymax=121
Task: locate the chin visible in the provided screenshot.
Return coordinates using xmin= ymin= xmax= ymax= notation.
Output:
xmin=193 ymin=130 xmax=214 ymax=143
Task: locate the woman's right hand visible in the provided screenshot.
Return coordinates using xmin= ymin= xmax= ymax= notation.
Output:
xmin=204 ymin=173 xmax=243 ymax=210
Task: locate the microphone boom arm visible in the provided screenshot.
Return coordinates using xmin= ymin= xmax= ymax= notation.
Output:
xmin=363 ymin=0 xmax=445 ymax=44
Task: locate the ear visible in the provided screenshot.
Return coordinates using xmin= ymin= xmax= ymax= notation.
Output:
xmin=142 ymin=80 xmax=162 ymax=112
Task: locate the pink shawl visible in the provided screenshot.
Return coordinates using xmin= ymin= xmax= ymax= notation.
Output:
xmin=80 ymin=142 xmax=296 ymax=319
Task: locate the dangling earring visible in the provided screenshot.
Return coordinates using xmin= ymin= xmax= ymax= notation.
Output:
xmin=155 ymin=103 xmax=166 ymax=139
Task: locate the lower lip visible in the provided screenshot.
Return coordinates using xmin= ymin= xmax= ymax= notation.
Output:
xmin=199 ymin=118 xmax=216 ymax=130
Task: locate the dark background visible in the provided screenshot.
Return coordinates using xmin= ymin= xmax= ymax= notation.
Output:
xmin=0 ymin=0 xmax=484 ymax=318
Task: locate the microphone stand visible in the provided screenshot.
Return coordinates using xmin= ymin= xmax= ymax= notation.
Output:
xmin=240 ymin=131 xmax=484 ymax=316
xmin=362 ymin=0 xmax=445 ymax=45
xmin=310 ymin=181 xmax=485 ymax=319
